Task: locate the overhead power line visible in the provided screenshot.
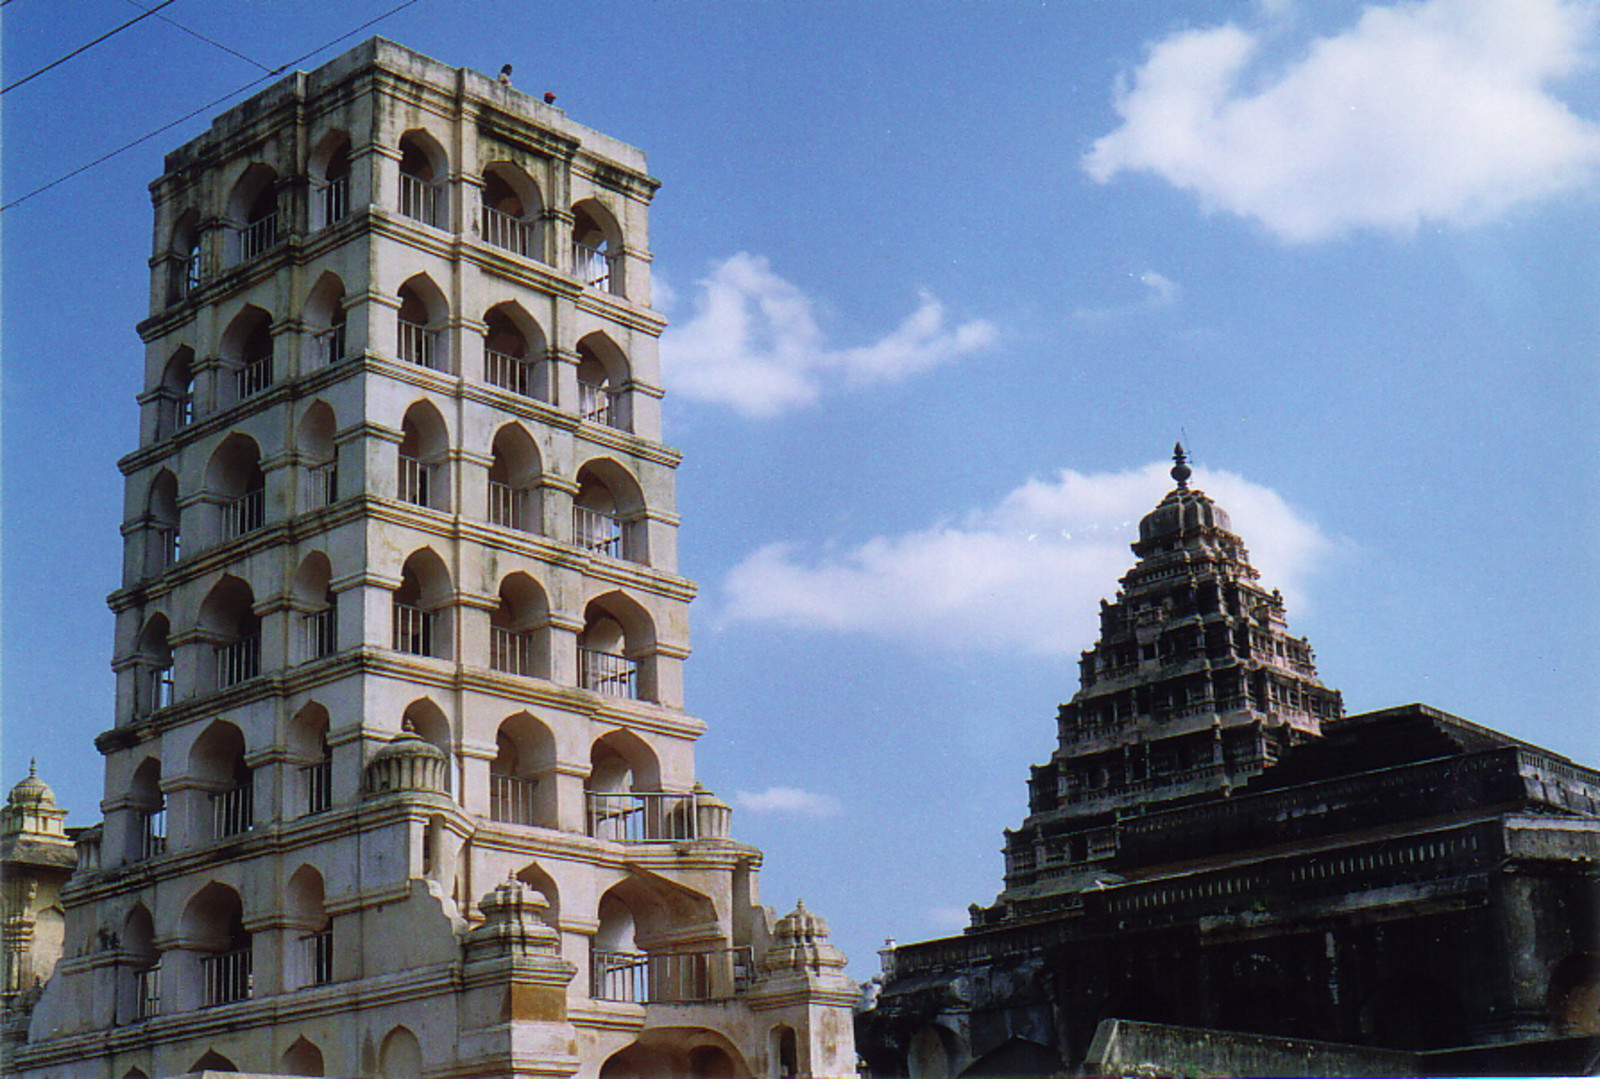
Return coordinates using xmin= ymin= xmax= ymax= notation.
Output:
xmin=123 ymin=0 xmax=275 ymax=73
xmin=2 ymin=1 xmax=180 ymax=96
xmin=1 ymin=0 xmax=425 ymax=213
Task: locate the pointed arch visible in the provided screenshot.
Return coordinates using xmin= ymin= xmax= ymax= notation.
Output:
xmin=482 ymin=300 xmax=548 ymax=398
xmin=396 ymin=273 xmax=450 ymax=371
xmin=158 ymin=347 xmax=195 ymax=436
xmin=309 ymin=126 xmax=352 ymax=231
xmin=397 ymin=128 xmax=447 ymax=229
xmin=398 ymin=400 xmax=451 ymax=510
xmin=191 ymin=1049 xmax=239 ymax=1073
xmin=491 ymin=711 xmax=556 ymax=827
xmin=135 ymin=611 xmax=174 ymax=714
xmin=128 ymin=756 xmax=166 ymax=861
xmin=571 ymin=197 xmax=622 ymax=295
xmin=298 ymin=400 xmax=339 ymax=507
xmin=401 ymin=697 xmax=454 ymax=795
xmin=197 ymin=574 xmax=261 ymax=689
xmin=226 ymin=160 xmax=280 ymax=264
xmin=282 ymin=1034 xmax=326 ymax=1076
xmin=513 ymin=861 xmax=561 ymax=927
xmin=293 ymin=551 xmax=337 ymax=662
xmin=393 ymin=548 xmax=453 ymax=660
xmin=573 ymin=457 xmax=648 ymax=565
xmin=290 ymin=701 xmax=333 ymax=816
xmin=286 ymin=863 xmax=333 ymax=988
xmin=188 ymin=720 xmax=252 ymax=838
xmin=168 ymin=207 xmax=202 ymax=302
xmin=490 ymin=572 xmax=550 ymax=678
xmin=304 ymin=271 xmax=348 ymax=367
xmin=579 ymin=591 xmax=657 ymax=701
xmin=575 ymin=331 xmax=632 ymax=431
xmin=180 ymin=883 xmax=251 ymax=1007
xmin=379 ymin=1023 xmax=423 ymax=1079
xmin=488 ymin=423 xmax=543 ymax=532
xmin=480 ymin=160 xmax=543 ymax=258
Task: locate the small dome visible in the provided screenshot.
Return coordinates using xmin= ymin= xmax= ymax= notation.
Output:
xmin=364 ymin=728 xmax=449 ymax=796
xmin=1138 ymin=443 xmax=1232 ymax=544
xmin=8 ymin=761 xmax=55 ymax=807
xmin=368 ymin=729 xmax=446 ymax=766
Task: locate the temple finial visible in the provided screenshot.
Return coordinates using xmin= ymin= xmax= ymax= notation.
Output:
xmin=29 ymin=758 xmax=37 ymax=778
xmin=1171 ymin=442 xmax=1191 ymax=490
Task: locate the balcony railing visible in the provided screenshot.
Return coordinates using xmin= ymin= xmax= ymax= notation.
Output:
xmin=397 ymin=455 xmax=432 ymax=506
xmin=224 ymin=487 xmax=265 ymax=538
xmin=310 ymin=325 xmax=345 ymax=368
xmin=135 ymin=964 xmax=161 ymax=1019
xmin=321 ymin=175 xmax=350 ymax=226
xmin=578 ymin=381 xmax=616 ymax=427
xmin=397 ymin=320 xmax=441 ymax=369
xmin=591 ymin=946 xmax=752 ymax=1004
xmin=139 ymin=808 xmax=166 ymax=859
xmin=488 ymin=481 xmax=529 ymax=530
xmin=481 ymin=205 xmax=538 ymax=257
xmin=180 ymin=253 xmax=201 ymax=296
xmin=303 ymin=605 xmax=336 ymax=660
xmin=153 ymin=525 xmax=180 ymax=567
xmin=484 ymin=347 xmax=533 ymax=396
xmin=211 ymin=782 xmax=253 ymax=838
xmin=216 ymin=634 xmax=261 ymax=688
xmin=150 ymin=666 xmax=175 ymax=711
xmin=201 ymin=946 xmax=252 ymax=1006
xmin=161 ymin=394 xmax=193 ymax=435
xmin=236 ymin=355 xmax=273 ymax=399
xmin=308 ymin=462 xmax=338 ymax=507
xmin=399 ymin=173 xmax=438 ymax=226
xmin=490 ymin=773 xmax=539 ymax=826
xmin=573 ymin=241 xmax=616 ymax=292
xmin=579 ymin=647 xmax=635 ymax=699
xmin=238 ymin=213 xmax=278 ymax=261
xmin=302 ymin=929 xmax=333 ymax=986
xmin=573 ymin=506 xmax=622 ymax=557
xmin=587 ymin=791 xmax=698 ymax=843
xmin=490 ymin=626 xmax=538 ymax=676
xmin=393 ymin=602 xmax=434 ymax=656
xmin=303 ymin=759 xmax=332 ymax=816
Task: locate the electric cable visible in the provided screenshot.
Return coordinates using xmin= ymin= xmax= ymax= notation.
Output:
xmin=2 ymin=1 xmax=180 ymax=95
xmin=123 ymin=0 xmax=275 ymax=73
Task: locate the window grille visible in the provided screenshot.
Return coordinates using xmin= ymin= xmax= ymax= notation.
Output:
xmin=481 ymin=205 xmax=537 ymax=256
xmin=399 ymin=174 xmax=437 ymax=225
xmin=238 ymin=213 xmax=278 ymax=261
xmin=135 ymin=964 xmax=161 ymax=1018
xmin=490 ymin=773 xmax=538 ymax=826
xmin=573 ymin=241 xmax=614 ymax=291
xmin=579 ymin=647 xmax=635 ymax=698
xmin=488 ymin=481 xmax=527 ymax=530
xmin=201 ymin=947 xmax=252 ymax=1005
xmin=321 ymin=175 xmax=350 ymax=225
xmin=216 ymin=634 xmax=261 ymax=687
xmin=490 ymin=626 xmax=537 ymax=676
xmin=312 ymin=325 xmax=345 ymax=368
xmin=578 ymin=381 xmax=616 ymax=427
xmin=139 ymin=808 xmax=166 ymax=859
xmin=573 ymin=506 xmax=622 ymax=557
xmin=235 ymin=354 xmax=273 ymax=399
xmin=211 ymin=782 xmax=253 ymax=838
xmin=308 ymin=462 xmax=338 ymax=507
xmin=224 ymin=488 xmax=265 ymax=538
xmin=586 ymin=790 xmax=698 ymax=843
xmin=397 ymin=454 xmax=432 ymax=506
xmin=484 ymin=347 xmax=532 ymax=396
xmin=393 ymin=602 xmax=434 ymax=656
xmin=397 ymin=319 xmax=440 ymax=369
xmin=302 ymin=604 xmax=336 ymax=660
xmin=303 ymin=929 xmax=334 ymax=986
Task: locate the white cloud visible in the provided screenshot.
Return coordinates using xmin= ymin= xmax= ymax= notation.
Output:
xmin=660 ymin=253 xmax=999 ymax=418
xmin=1085 ymin=0 xmax=1600 ymax=241
xmin=723 ymin=461 xmax=1337 ymax=656
xmin=1074 ymin=269 xmax=1182 ymax=320
xmin=733 ymin=786 xmax=844 ymax=817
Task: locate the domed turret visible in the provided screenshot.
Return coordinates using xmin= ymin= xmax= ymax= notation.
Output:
xmin=363 ymin=723 xmax=449 ymax=796
xmin=1136 ymin=443 xmax=1233 ymax=549
xmin=2 ymin=761 xmax=68 ymax=838
xmin=7 ymin=762 xmax=55 ymax=809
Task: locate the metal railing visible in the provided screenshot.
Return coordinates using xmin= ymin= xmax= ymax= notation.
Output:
xmin=311 ymin=325 xmax=345 ymax=368
xmin=587 ymin=791 xmax=698 ymax=842
xmin=216 ymin=634 xmax=260 ymax=687
xmin=591 ymin=946 xmax=752 ymax=1003
xmin=481 ymin=205 xmax=538 ymax=257
xmin=393 ymin=602 xmax=434 ymax=656
xmin=161 ymin=394 xmax=193 ymax=435
xmin=573 ymin=506 xmax=622 ymax=557
xmin=399 ymin=173 xmax=438 ymax=225
xmin=308 ymin=462 xmax=338 ymax=507
xmin=179 ymin=253 xmax=201 ymax=296
xmin=397 ymin=455 xmax=432 ymax=506
xmin=212 ymin=782 xmax=253 ymax=838
xmin=224 ymin=487 xmax=265 ymax=538
xmin=139 ymin=809 xmax=166 ymax=859
xmin=490 ymin=773 xmax=539 ymax=826
xmin=579 ymin=647 xmax=635 ymax=698
xmin=303 ymin=605 xmax=336 ymax=660
xmin=397 ymin=319 xmax=441 ymax=369
xmin=578 ymin=381 xmax=617 ymax=426
xmin=201 ymin=947 xmax=252 ymax=1006
xmin=153 ymin=525 xmax=180 ymax=567
xmin=573 ymin=241 xmax=616 ymax=292
xmin=484 ymin=347 xmax=533 ymax=396
xmin=235 ymin=355 xmax=273 ymax=399
xmin=135 ymin=964 xmax=161 ymax=1019
xmin=488 ymin=480 xmax=529 ymax=529
xmin=490 ymin=626 xmax=538 ymax=676
xmin=303 ymin=929 xmax=333 ymax=986
xmin=151 ymin=666 xmax=175 ymax=710
xmin=321 ymin=175 xmax=350 ymax=225
xmin=238 ymin=213 xmax=278 ymax=261
xmin=303 ymin=759 xmax=332 ymax=816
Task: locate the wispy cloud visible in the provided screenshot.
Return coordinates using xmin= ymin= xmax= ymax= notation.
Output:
xmin=660 ymin=253 xmax=999 ymax=418
xmin=1074 ymin=269 xmax=1182 ymax=321
xmin=1085 ymin=0 xmax=1600 ymax=242
xmin=733 ymin=786 xmax=844 ymax=817
xmin=723 ymin=462 xmax=1337 ymax=656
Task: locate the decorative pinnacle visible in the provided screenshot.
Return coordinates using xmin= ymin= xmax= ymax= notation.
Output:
xmin=1171 ymin=442 xmax=1191 ymax=490
xmin=29 ymin=759 xmax=37 ymax=777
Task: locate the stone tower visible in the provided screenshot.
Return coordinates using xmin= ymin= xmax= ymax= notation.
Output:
xmin=14 ymin=39 xmax=855 ymax=1079
xmin=997 ymin=445 xmax=1342 ymax=903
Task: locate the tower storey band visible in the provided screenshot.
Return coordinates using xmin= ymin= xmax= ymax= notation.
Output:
xmin=10 ymin=40 xmax=856 ymax=1079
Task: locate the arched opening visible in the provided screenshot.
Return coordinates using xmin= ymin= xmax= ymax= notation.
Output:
xmin=687 ymin=1046 xmax=738 ymax=1079
xmin=397 ymin=401 xmax=450 ymax=510
xmin=482 ymin=301 xmax=547 ymax=399
xmin=572 ymin=198 xmax=622 ymax=295
xmin=908 ymin=1025 xmax=958 ymax=1079
xmin=490 ymin=573 xmax=549 ymax=679
xmin=285 ymin=864 xmax=332 ymax=988
xmin=575 ymin=332 xmax=632 ymax=431
xmin=168 ymin=208 xmax=202 ymax=303
xmin=573 ymin=459 xmax=647 ymax=564
xmin=401 ymin=698 xmax=454 ymax=795
xmin=513 ymin=862 xmax=562 ymax=927
xmin=221 ymin=303 xmax=275 ymax=402
xmin=480 ymin=161 xmax=543 ymax=258
xmin=379 ymin=1023 xmax=423 ymax=1079
xmin=490 ymin=712 xmax=555 ymax=827
xmin=396 ymin=274 xmax=448 ymax=371
xmin=303 ymin=272 xmax=348 ymax=370
xmin=289 ymin=702 xmax=332 ymax=816
xmin=192 ymin=1049 xmax=239 ymax=1073
xmin=578 ymin=592 xmax=656 ymax=701
xmin=771 ymin=1025 xmax=799 ymax=1079
xmin=488 ymin=424 xmax=542 ymax=533
xmin=298 ymin=400 xmax=339 ymax=508
xmin=310 ymin=127 xmax=352 ymax=230
xmin=157 ymin=347 xmax=195 ymax=437
xmin=393 ymin=549 xmax=452 ymax=660
xmin=592 ymin=878 xmax=724 ymax=1004
xmin=181 ymin=883 xmax=250 ymax=1007
xmin=397 ymin=129 xmax=447 ymax=229
xmin=189 ymin=720 xmax=252 ymax=839
xmin=292 ymin=551 xmax=337 ymax=663
xmin=122 ymin=903 xmax=160 ymax=1021
xmin=206 ymin=433 xmax=266 ymax=542
xmin=197 ymin=574 xmax=260 ymax=690
xmin=228 ymin=161 xmax=280 ymax=264
xmin=129 ymin=757 xmax=166 ymax=861
xmin=282 ymin=1035 xmax=326 ymax=1076
xmin=134 ymin=612 xmax=174 ymax=716
xmin=586 ymin=729 xmax=684 ymax=841
xmin=146 ymin=469 xmax=181 ymax=572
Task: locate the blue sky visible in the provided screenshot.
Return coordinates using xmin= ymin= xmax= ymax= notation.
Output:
xmin=4 ymin=0 xmax=1598 ymax=977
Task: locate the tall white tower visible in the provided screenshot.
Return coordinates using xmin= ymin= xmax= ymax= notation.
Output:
xmin=15 ymin=39 xmax=856 ymax=1079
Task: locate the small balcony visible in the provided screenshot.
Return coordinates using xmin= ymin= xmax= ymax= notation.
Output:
xmin=587 ymin=790 xmax=698 ymax=843
xmin=573 ymin=506 xmax=623 ymax=558
xmin=302 ymin=606 xmax=336 ymax=661
xmin=135 ymin=964 xmax=161 ymax=1019
xmin=307 ymin=462 xmax=338 ymax=508
xmin=211 ymin=783 xmax=253 ymax=838
xmin=321 ymin=175 xmax=350 ymax=226
xmin=490 ymin=773 xmax=538 ymax=826
xmin=392 ymin=602 xmax=434 ymax=657
xmin=310 ymin=325 xmax=345 ymax=369
xmin=490 ymin=626 xmax=537 ymax=676
xmin=215 ymin=634 xmax=261 ymax=688
xmin=302 ymin=929 xmax=333 ymax=987
xmin=579 ymin=381 xmax=616 ymax=427
xmin=201 ymin=947 xmax=252 ymax=1006
xmin=579 ymin=647 xmax=635 ymax=699
xmin=179 ymin=254 xmax=201 ymax=297
xmin=223 ymin=488 xmax=265 ymax=539
xmin=399 ymin=174 xmax=438 ymax=226
xmin=160 ymin=394 xmax=193 ymax=435
xmin=488 ymin=481 xmax=529 ymax=531
xmin=302 ymin=759 xmax=332 ymax=816
xmin=397 ymin=455 xmax=433 ymax=507
xmin=237 ymin=213 xmax=279 ymax=261
xmin=484 ymin=347 xmax=534 ymax=397
xmin=235 ymin=355 xmax=273 ymax=399
xmin=139 ymin=808 xmax=166 ymax=859
xmin=573 ymin=241 xmax=616 ymax=292
xmin=397 ymin=320 xmax=441 ymax=369
xmin=591 ymin=946 xmax=752 ymax=1004
xmin=481 ymin=205 xmax=538 ymax=257
xmin=153 ymin=525 xmax=180 ymax=568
